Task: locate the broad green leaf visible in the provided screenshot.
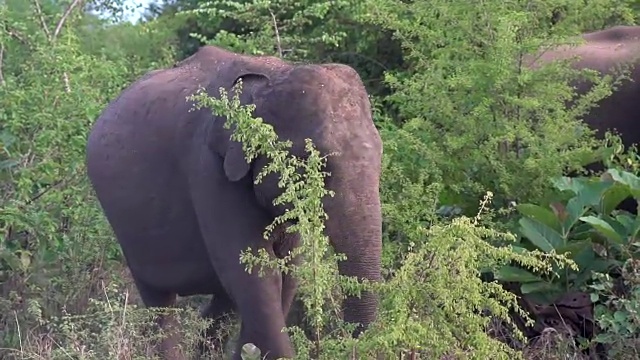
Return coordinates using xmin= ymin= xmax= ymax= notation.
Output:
xmin=494 ymin=266 xmax=543 ymax=283
xmin=627 ymin=216 xmax=640 ymax=239
xmin=580 ymin=215 xmax=624 ymax=244
xmin=600 ymin=183 xmax=631 ymax=215
xmin=550 ymin=202 xmax=568 ymax=223
xmin=572 ymin=269 xmax=595 ymax=288
xmin=607 ymin=169 xmax=640 ymax=198
xmin=520 ymin=281 xmax=564 ymax=304
xmin=585 ymin=258 xmax=617 ymax=274
xmin=555 ymin=240 xmax=592 ymax=259
xmin=551 ymin=176 xmax=586 ymax=194
xmin=615 ymin=214 xmax=635 ymax=233
xmin=563 ymin=196 xmax=590 ymax=232
xmin=517 ymin=203 xmax=561 ymax=232
xmin=519 ymin=217 xmax=565 ymax=252
xmin=520 ymin=281 xmax=554 ymax=294
xmin=603 ymin=215 xmax=629 ymax=242
xmin=565 ymin=241 xmax=596 ymax=272
xmin=577 ymin=180 xmax=614 ymax=208
xmin=571 ymin=222 xmax=596 ymax=241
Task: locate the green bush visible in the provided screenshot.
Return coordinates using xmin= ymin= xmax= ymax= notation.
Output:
xmin=0 ymin=1 xmax=186 ymax=357
xmin=2 ymin=0 xmax=640 ymax=359
xmin=188 ymin=82 xmax=571 ymax=360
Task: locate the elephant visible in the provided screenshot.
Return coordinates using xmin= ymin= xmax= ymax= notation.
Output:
xmin=524 ymin=25 xmax=640 ymax=213
xmin=85 ymin=45 xmax=383 ymax=360
xmin=526 ymin=25 xmax=640 ymax=148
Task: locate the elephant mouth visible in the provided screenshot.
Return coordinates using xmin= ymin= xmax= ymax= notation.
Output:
xmin=271 ymin=221 xmax=301 ymax=259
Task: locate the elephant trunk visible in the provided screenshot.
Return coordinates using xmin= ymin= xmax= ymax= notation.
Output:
xmin=323 ymin=177 xmax=383 ymax=335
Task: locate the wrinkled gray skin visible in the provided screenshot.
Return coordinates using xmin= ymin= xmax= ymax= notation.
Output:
xmin=86 ymin=45 xmax=383 ymax=360
xmin=525 ymin=25 xmax=640 ymax=213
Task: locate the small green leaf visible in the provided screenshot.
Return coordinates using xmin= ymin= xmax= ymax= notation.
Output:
xmin=580 ymin=216 xmax=624 ymax=244
xmin=519 ymin=217 xmax=565 ymax=252
xmin=517 ymin=203 xmax=561 ymax=232
xmin=613 ymin=310 xmax=628 ymax=323
xmin=495 ymin=266 xmax=543 ymax=283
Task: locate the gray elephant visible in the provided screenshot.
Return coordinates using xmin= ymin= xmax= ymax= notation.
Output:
xmin=85 ymin=45 xmax=383 ymax=359
xmin=526 ymin=25 xmax=640 ymax=149
xmin=524 ymin=25 xmax=640 ymax=213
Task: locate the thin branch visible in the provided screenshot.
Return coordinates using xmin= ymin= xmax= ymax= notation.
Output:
xmin=0 ymin=44 xmax=4 ymax=86
xmin=63 ymin=72 xmax=70 ymax=93
xmin=32 ymin=0 xmax=51 ymax=40
xmin=5 ymin=26 xmax=30 ymax=46
xmin=53 ymin=0 xmax=84 ymax=41
xmin=268 ymin=9 xmax=283 ymax=58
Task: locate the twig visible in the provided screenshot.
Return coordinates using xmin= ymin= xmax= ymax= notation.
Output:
xmin=32 ymin=0 xmax=51 ymax=40
xmin=0 ymin=43 xmax=4 ymax=86
xmin=5 ymin=26 xmax=30 ymax=46
xmin=269 ymin=9 xmax=283 ymax=58
xmin=13 ymin=311 xmax=22 ymax=353
xmin=53 ymin=0 xmax=84 ymax=41
xmin=63 ymin=72 xmax=70 ymax=92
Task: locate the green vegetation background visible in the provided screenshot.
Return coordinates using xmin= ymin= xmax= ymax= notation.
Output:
xmin=2 ymin=0 xmax=640 ymax=358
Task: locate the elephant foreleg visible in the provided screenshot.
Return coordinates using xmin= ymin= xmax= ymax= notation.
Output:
xmin=281 ymin=269 xmax=298 ymax=317
xmin=188 ymin=151 xmax=296 ymax=360
xmin=198 ymin=293 xmax=235 ymax=356
xmin=277 ymin=232 xmax=301 ymax=317
xmin=133 ymin=279 xmax=185 ymax=359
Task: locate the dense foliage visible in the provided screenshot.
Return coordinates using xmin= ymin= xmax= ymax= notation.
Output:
xmin=2 ymin=0 xmax=640 ymax=358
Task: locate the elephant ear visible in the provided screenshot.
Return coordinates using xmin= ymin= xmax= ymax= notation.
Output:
xmin=223 ymin=140 xmax=250 ymax=182
xmin=222 ymin=72 xmax=270 ymax=182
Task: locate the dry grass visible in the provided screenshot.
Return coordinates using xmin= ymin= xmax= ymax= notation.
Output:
xmin=522 ymin=328 xmax=587 ymax=360
xmin=0 ymin=261 xmax=237 ymax=360
xmin=0 ymin=260 xmax=620 ymax=360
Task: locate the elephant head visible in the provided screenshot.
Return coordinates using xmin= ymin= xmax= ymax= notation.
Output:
xmin=200 ymin=49 xmax=384 ymax=333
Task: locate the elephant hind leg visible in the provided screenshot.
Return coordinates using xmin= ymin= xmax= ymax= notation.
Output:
xmin=133 ymin=279 xmax=185 ymax=359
